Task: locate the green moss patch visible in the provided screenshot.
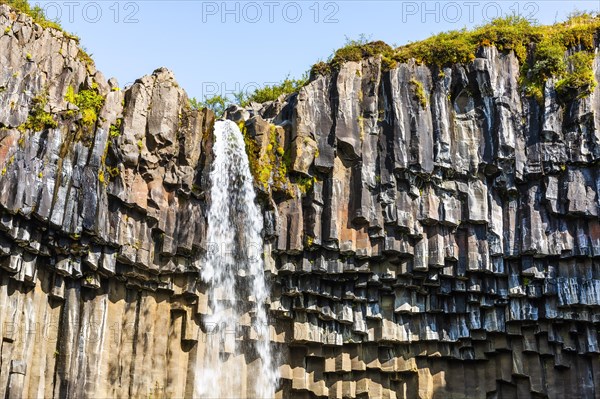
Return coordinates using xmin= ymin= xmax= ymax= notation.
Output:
xmin=19 ymin=92 xmax=57 ymax=132
xmin=409 ymin=78 xmax=427 ymax=108
xmin=65 ymin=83 xmax=105 ymax=129
xmin=241 ymin=121 xmax=295 ymax=197
xmin=109 ymin=118 xmax=123 ymax=137
xmin=312 ymin=14 xmax=600 ymax=100
xmin=239 ymin=76 xmax=307 ymax=106
xmin=555 ymin=51 xmax=597 ymax=100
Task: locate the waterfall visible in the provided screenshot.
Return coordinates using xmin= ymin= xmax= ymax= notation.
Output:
xmin=195 ymin=120 xmax=278 ymax=398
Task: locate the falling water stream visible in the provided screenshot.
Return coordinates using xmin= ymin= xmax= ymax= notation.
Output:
xmin=195 ymin=120 xmax=277 ymax=398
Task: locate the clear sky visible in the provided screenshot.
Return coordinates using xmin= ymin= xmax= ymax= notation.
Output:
xmin=33 ymin=0 xmax=600 ymax=101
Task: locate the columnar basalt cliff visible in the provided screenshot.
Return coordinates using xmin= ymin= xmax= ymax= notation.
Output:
xmin=1 ymin=4 xmax=600 ymax=398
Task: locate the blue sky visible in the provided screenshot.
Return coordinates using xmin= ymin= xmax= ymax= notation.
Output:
xmin=33 ymin=0 xmax=600 ymax=101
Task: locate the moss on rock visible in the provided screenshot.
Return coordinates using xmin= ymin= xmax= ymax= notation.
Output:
xmin=312 ymin=13 xmax=600 ymax=100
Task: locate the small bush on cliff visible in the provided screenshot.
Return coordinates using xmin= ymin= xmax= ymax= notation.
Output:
xmin=396 ymin=29 xmax=477 ymax=67
xmin=472 ymin=15 xmax=533 ymax=59
xmin=317 ymin=14 xmax=598 ymax=71
xmin=189 ymin=75 xmax=307 ymax=112
xmin=409 ymin=78 xmax=427 ymax=108
xmin=65 ymin=84 xmax=105 ymax=128
xmin=19 ymin=92 xmax=57 ymax=132
xmin=109 ymin=118 xmax=123 ymax=137
xmin=519 ymin=12 xmax=600 ymax=102
xmin=310 ymin=61 xmax=332 ymax=78
xmin=76 ymin=87 xmax=104 ymax=126
xmin=189 ymin=95 xmax=227 ymax=116
xmin=530 ymin=40 xmax=567 ymax=80
xmin=519 ymin=39 xmax=567 ymax=101
xmin=332 ymin=37 xmax=393 ymax=64
xmin=394 ymin=16 xmax=538 ymax=67
xmin=330 ymin=35 xmax=397 ymax=71
xmin=558 ymin=12 xmax=600 ymax=50
xmin=239 ymin=75 xmax=308 ymax=106
xmin=555 ymin=51 xmax=597 ymax=99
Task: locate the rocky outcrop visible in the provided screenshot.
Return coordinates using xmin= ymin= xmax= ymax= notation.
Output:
xmin=1 ymin=4 xmax=600 ymax=398
xmin=0 ymin=6 xmax=219 ymax=398
xmin=254 ymin=44 xmax=600 ymax=398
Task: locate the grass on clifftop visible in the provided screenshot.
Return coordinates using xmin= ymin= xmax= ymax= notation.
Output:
xmin=1 ymin=0 xmax=79 ymax=37
xmin=2 ymin=0 xmax=93 ymax=66
xmin=310 ymin=13 xmax=600 ymax=100
xmin=2 ymin=0 xmax=62 ymax=31
xmin=238 ymin=76 xmax=307 ymax=106
xmin=314 ymin=14 xmax=599 ymax=71
xmin=189 ymin=75 xmax=308 ymax=115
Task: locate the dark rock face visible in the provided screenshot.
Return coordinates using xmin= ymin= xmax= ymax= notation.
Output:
xmin=264 ymin=46 xmax=600 ymax=398
xmin=1 ymin=5 xmax=600 ymax=398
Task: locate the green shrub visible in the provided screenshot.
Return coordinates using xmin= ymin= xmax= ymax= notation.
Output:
xmin=472 ymin=15 xmax=533 ymax=60
xmin=76 ymin=87 xmax=104 ymax=114
xmin=396 ymin=29 xmax=476 ymax=67
xmin=109 ymin=118 xmax=122 ymax=137
xmin=190 ymin=75 xmax=307 ymax=112
xmin=189 ymin=95 xmax=227 ymax=116
xmin=240 ymin=75 xmax=307 ymax=106
xmin=530 ymin=40 xmax=567 ymax=80
xmin=409 ymin=78 xmax=427 ymax=108
xmin=65 ymin=86 xmax=76 ymax=104
xmin=77 ymin=49 xmax=94 ymax=68
xmin=20 ymin=92 xmax=57 ymax=132
xmin=556 ymin=51 xmax=597 ymax=99
xmin=518 ymin=13 xmax=600 ymax=102
xmin=394 ymin=17 xmax=533 ymax=67
xmin=65 ymin=84 xmax=104 ymax=128
xmin=296 ymin=175 xmax=316 ymax=194
xmin=519 ymin=39 xmax=567 ymax=102
xmin=311 ymin=13 xmax=600 ymax=72
xmin=330 ymin=36 xmax=395 ymax=70
xmin=310 ymin=61 xmax=332 ymax=77
xmin=558 ymin=12 xmax=600 ymax=50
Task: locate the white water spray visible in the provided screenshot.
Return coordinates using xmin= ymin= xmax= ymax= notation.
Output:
xmin=195 ymin=120 xmax=278 ymax=398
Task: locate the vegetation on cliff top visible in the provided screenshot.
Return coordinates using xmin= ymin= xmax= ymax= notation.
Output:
xmin=2 ymin=0 xmax=62 ymax=31
xmin=189 ymin=75 xmax=307 ymax=116
xmin=189 ymin=95 xmax=228 ymax=116
xmin=196 ymin=13 xmax=600 ymax=114
xmin=313 ymin=13 xmax=599 ymax=71
xmin=2 ymin=0 xmax=80 ymax=38
xmin=309 ymin=13 xmax=600 ymax=101
xmin=239 ymin=76 xmax=307 ymax=106
xmin=2 ymin=0 xmax=93 ymax=66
